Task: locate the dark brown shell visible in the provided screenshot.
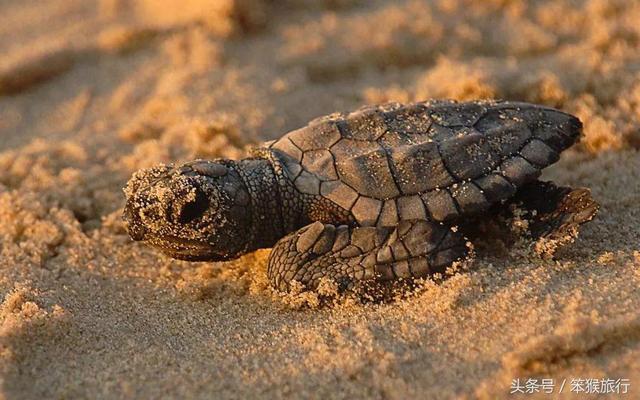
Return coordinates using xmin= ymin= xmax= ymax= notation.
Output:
xmin=268 ymin=100 xmax=581 ymax=227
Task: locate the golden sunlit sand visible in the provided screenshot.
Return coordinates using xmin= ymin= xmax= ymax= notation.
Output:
xmin=1 ymin=0 xmax=639 ymax=398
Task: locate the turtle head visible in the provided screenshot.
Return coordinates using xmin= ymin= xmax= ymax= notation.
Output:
xmin=122 ymin=160 xmax=253 ymax=261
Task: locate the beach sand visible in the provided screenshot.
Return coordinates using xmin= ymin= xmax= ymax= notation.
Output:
xmin=1 ymin=0 xmax=639 ymax=398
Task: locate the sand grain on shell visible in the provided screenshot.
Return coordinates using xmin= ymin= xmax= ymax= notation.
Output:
xmin=1 ymin=0 xmax=640 ymax=398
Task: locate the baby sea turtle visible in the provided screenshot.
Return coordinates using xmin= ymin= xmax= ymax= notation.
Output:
xmin=123 ymin=100 xmax=599 ymax=292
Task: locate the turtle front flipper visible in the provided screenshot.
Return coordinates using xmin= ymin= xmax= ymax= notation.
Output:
xmin=267 ymin=220 xmax=469 ymax=293
xmin=510 ymin=180 xmax=599 ymax=240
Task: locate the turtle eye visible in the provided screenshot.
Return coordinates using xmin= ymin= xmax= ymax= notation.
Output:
xmin=178 ymin=190 xmax=209 ymax=224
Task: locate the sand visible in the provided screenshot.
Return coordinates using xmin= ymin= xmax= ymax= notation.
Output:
xmin=1 ymin=0 xmax=639 ymax=398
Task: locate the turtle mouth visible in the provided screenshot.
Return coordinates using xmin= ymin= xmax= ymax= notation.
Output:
xmin=145 ymin=234 xmax=233 ymax=262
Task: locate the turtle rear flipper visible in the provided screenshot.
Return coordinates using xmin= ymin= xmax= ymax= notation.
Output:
xmin=512 ymin=180 xmax=599 ymax=240
xmin=267 ymin=220 xmax=469 ymax=293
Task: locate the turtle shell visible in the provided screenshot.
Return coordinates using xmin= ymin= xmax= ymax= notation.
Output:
xmin=267 ymin=100 xmax=582 ymax=227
